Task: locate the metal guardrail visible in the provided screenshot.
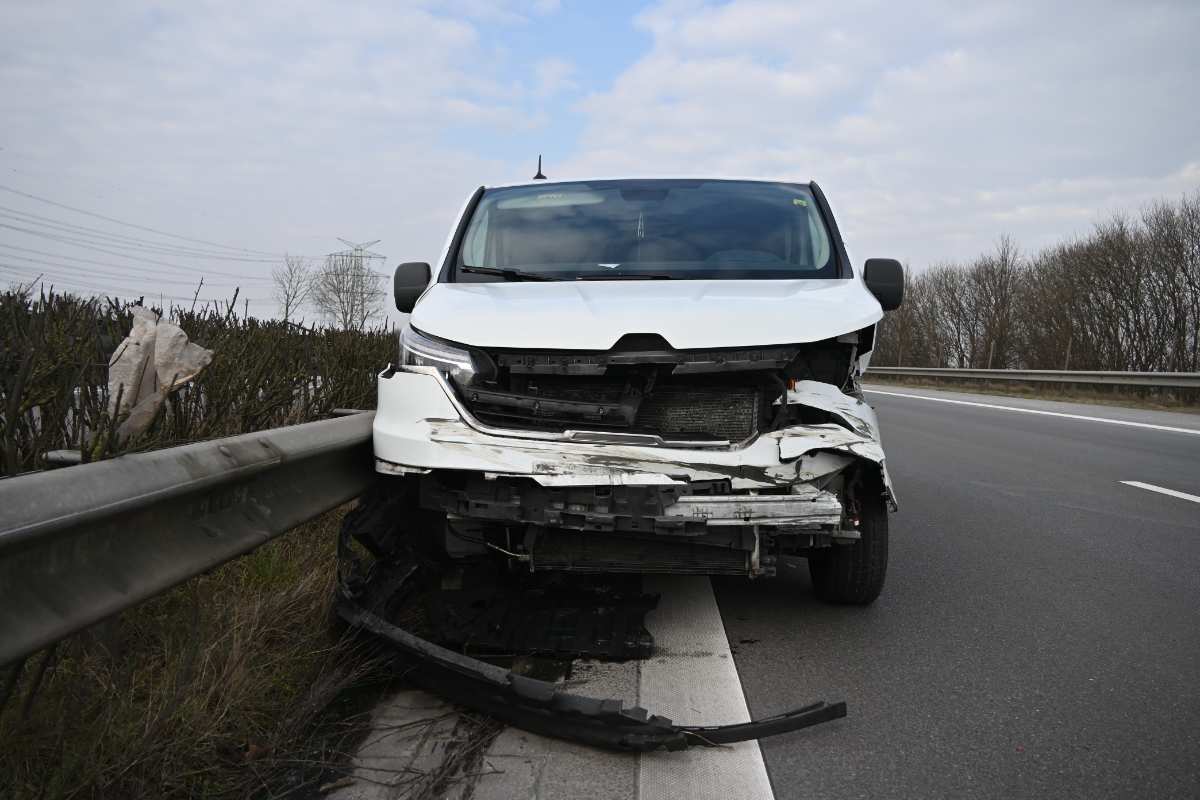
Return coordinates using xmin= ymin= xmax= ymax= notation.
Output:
xmin=866 ymin=367 xmax=1200 ymax=389
xmin=0 ymin=413 xmax=375 ymax=667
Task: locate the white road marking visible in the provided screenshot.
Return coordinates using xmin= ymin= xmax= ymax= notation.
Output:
xmin=638 ymin=575 xmax=775 ymax=800
xmin=864 ymin=388 xmax=1200 ymax=436
xmin=1120 ymin=481 xmax=1200 ymax=505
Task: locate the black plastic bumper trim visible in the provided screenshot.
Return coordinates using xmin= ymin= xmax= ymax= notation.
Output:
xmin=336 ymin=564 xmax=846 ymax=752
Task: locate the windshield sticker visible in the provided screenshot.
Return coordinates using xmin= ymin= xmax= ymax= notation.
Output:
xmin=793 ymin=198 xmax=809 ymax=207
xmin=497 ymin=191 xmax=605 ymax=209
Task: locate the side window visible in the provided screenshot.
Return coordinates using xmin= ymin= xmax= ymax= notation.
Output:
xmin=462 ymin=207 xmax=490 ymax=266
xmin=808 ymin=208 xmax=830 ymax=267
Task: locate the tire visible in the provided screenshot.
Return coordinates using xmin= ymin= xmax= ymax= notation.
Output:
xmin=808 ymin=481 xmax=888 ymax=605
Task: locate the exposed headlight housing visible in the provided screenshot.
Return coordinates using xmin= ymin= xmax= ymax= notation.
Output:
xmin=399 ymin=325 xmax=476 ymax=385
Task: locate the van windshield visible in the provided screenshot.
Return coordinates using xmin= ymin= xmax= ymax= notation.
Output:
xmin=453 ymin=179 xmax=836 ymax=281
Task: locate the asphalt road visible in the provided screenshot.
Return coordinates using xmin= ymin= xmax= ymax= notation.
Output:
xmin=716 ymin=386 xmax=1200 ymax=799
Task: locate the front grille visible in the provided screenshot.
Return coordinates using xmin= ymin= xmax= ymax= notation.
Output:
xmin=464 ymin=374 xmax=764 ymax=442
xmin=457 ymin=340 xmax=790 ymax=443
xmin=636 ymin=385 xmax=760 ymax=441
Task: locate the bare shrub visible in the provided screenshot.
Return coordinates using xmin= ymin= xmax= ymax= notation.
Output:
xmin=0 ymin=290 xmax=393 ymax=476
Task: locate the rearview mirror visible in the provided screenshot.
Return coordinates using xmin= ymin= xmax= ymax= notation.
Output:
xmin=394 ymin=262 xmax=431 ymax=313
xmin=863 ymin=258 xmax=904 ymax=311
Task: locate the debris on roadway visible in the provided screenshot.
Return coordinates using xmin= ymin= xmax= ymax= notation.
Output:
xmin=335 ymin=486 xmax=847 ymax=752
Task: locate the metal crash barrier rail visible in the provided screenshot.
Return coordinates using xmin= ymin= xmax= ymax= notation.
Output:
xmin=0 ymin=413 xmax=376 ymax=666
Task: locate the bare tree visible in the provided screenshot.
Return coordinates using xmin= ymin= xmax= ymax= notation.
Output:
xmin=272 ymin=255 xmax=313 ymax=322
xmin=310 ymin=253 xmax=385 ymax=330
xmin=876 ymin=190 xmax=1200 ymax=374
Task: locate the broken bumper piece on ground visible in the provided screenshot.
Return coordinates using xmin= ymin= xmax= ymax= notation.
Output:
xmin=336 ymin=556 xmax=847 ymax=752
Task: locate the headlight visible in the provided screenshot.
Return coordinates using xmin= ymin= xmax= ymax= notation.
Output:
xmin=399 ymin=325 xmax=476 ymax=385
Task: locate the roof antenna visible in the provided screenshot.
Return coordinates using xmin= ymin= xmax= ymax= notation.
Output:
xmin=533 ymin=154 xmax=547 ymax=180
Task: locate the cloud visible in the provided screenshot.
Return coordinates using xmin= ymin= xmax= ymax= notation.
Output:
xmin=0 ymin=0 xmax=566 ymax=315
xmin=563 ymin=0 xmax=1200 ymax=267
xmin=1 ymin=0 xmax=1196 ymax=320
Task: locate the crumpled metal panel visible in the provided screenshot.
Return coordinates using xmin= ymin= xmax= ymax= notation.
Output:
xmin=662 ymin=492 xmax=842 ymax=529
xmin=374 ymin=369 xmax=895 ymax=503
xmin=423 ymin=475 xmax=843 ymax=539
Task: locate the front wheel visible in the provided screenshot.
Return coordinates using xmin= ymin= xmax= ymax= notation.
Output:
xmin=808 ymin=481 xmax=888 ymax=605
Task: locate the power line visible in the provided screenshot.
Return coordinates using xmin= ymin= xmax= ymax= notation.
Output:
xmin=0 ymin=263 xmax=269 ymax=298
xmin=0 ymin=217 xmax=295 ymax=263
xmin=0 ymin=225 xmax=281 ymax=280
xmin=326 ymin=238 xmax=389 ymax=278
xmin=0 ymin=205 xmax=301 ymax=262
xmin=0 ymin=243 xmax=273 ymax=283
xmin=0 ymin=263 xmax=270 ymax=304
xmin=0 ymin=182 xmax=289 ymax=257
xmin=0 ymin=251 xmax=249 ymax=287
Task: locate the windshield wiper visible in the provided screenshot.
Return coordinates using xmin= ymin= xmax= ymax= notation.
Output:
xmin=461 ymin=266 xmax=553 ymax=281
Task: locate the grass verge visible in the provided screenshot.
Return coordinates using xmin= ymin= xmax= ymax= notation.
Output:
xmin=0 ymin=507 xmax=397 ymax=800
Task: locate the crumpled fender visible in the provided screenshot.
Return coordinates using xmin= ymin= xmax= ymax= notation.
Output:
xmin=777 ymin=380 xmax=896 ymax=508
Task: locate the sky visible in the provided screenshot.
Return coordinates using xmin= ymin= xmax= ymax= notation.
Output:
xmin=1 ymin=0 xmax=1197 ymax=320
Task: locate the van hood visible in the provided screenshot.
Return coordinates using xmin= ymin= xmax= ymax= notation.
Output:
xmin=410 ymin=279 xmax=883 ymax=350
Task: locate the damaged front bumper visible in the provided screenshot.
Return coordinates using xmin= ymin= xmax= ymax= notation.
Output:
xmin=351 ymin=369 xmax=866 ymax=748
xmin=374 ymin=367 xmax=894 ymax=576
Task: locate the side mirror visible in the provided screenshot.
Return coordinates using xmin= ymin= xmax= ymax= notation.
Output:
xmin=394 ymin=262 xmax=431 ymax=313
xmin=863 ymin=258 xmax=904 ymax=311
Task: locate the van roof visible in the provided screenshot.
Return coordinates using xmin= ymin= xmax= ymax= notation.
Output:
xmin=484 ymin=176 xmax=815 ymax=191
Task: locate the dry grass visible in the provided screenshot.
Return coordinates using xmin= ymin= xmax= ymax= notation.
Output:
xmin=0 ymin=508 xmax=396 ymax=800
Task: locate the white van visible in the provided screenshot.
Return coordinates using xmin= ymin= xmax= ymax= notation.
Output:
xmin=374 ymin=178 xmax=903 ymax=604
